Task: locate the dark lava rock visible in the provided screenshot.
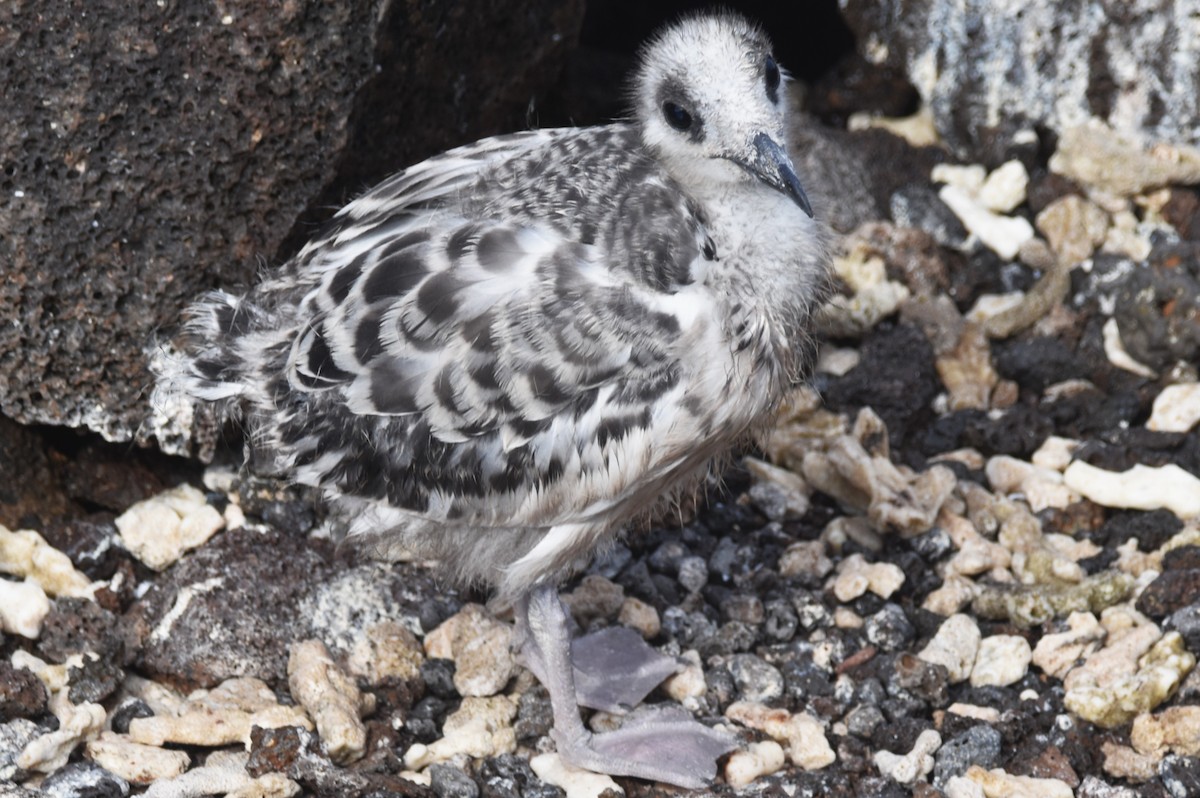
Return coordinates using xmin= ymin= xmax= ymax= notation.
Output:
xmin=248 ymin=724 xmax=432 ymax=798
xmin=430 ymin=764 xmax=479 ymax=798
xmin=478 ymin=754 xmax=564 ymax=798
xmin=787 ymin=117 xmax=887 ymax=235
xmin=0 ymin=416 xmax=73 ymax=529
xmin=513 ymin=684 xmax=552 ymax=744
xmin=38 ymin=598 xmax=122 ymax=664
xmin=891 ymin=652 xmax=948 ymax=706
xmin=408 ymin=696 xmax=450 ymax=744
xmin=420 ymin=659 xmax=459 ymax=701
xmin=845 ymin=704 xmax=886 ymax=738
xmin=806 ymin=50 xmax=919 ymax=125
xmin=1166 ymin=604 xmax=1200 ymax=652
xmin=1 ymin=0 xmax=585 ymax=445
xmin=108 ymin=698 xmax=154 ymax=735
xmin=763 ymin=598 xmax=798 ymax=643
xmin=889 ymin=185 xmax=969 ymax=250
xmin=822 ymin=322 xmax=939 ymax=449
xmin=67 ymin=651 xmax=125 ymax=705
xmin=1137 ymin=570 xmax=1200 ymax=619
xmin=852 ymin=775 xmax=908 ymax=798
xmin=1010 ymin=744 xmax=1080 ymax=787
xmin=993 ymin=336 xmax=1087 ymax=394
xmin=40 ymin=761 xmax=130 ymax=798
xmin=727 ymin=653 xmax=784 ymax=704
xmin=1094 ymin=511 xmax=1185 ymax=554
xmin=839 ymin=0 xmax=1200 ymax=161
xmin=933 ymin=724 xmax=1002 ymax=787
xmin=0 ymin=664 xmax=48 ymax=722
xmin=870 ymin=715 xmax=933 ymax=755
xmin=38 ymin=517 xmax=128 ymax=582
xmin=865 ymin=604 xmax=915 ymax=652
xmin=1162 ymin=188 xmax=1200 ymax=241
xmin=124 ymin=527 xmax=332 ymax=690
xmin=1163 ymin=547 xmax=1200 ymax=571
xmin=1161 ymin=755 xmax=1200 ymax=798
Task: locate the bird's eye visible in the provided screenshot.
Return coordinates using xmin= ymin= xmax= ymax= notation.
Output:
xmin=662 ymin=101 xmax=693 ymax=132
xmin=764 ymin=55 xmax=781 ymax=102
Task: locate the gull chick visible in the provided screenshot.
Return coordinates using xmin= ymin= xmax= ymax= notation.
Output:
xmin=160 ymin=12 xmax=829 ymax=788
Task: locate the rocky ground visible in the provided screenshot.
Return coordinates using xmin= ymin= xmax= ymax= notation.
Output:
xmin=4 ymin=5 xmax=1200 ymax=798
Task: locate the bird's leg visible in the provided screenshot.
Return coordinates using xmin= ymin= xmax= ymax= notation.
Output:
xmin=515 ymin=583 xmax=737 ymax=789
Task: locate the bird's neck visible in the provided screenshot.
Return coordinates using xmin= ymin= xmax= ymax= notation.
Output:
xmin=690 ymin=180 xmax=827 ymax=388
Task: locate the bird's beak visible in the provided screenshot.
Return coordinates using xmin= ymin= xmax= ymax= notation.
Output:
xmin=727 ymin=132 xmax=814 ymax=218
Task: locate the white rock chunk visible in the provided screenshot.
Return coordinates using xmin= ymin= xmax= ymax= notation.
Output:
xmin=1147 ymin=383 xmax=1200 ymax=433
xmin=115 ymin=484 xmax=225 ymax=570
xmin=0 ymin=525 xmax=93 ymax=597
xmin=979 ymin=160 xmax=1029 ymax=213
xmin=938 ymin=185 xmax=1034 ymax=260
xmin=874 ymin=728 xmax=940 ymax=784
xmin=1102 ymin=318 xmax=1157 ymax=378
xmin=970 ymin=635 xmax=1032 ymax=687
xmin=17 ymin=691 xmax=106 ymax=773
xmin=725 ymin=740 xmax=786 ymax=787
xmin=530 ymin=753 xmax=624 ymax=798
xmin=725 ymin=701 xmax=835 ymax=770
xmin=0 ymin=578 xmax=50 ymax=638
xmin=288 ymin=639 xmax=373 ymax=765
xmin=1064 ymin=461 xmax=1200 ymax=518
xmin=919 ymin=614 xmax=981 ymax=683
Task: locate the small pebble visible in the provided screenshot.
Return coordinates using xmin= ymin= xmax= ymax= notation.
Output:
xmin=938 ymin=185 xmax=1034 ymax=260
xmin=1147 ymin=383 xmax=1200 ymax=433
xmin=874 ymin=728 xmax=940 ymax=784
xmin=725 ymin=701 xmax=836 ymax=769
xmin=616 ymin=596 xmax=660 ymax=639
xmin=529 ymin=752 xmax=623 ymax=798
xmin=1032 ymin=612 xmax=1106 ymax=680
xmin=778 ymin=540 xmax=833 ymax=581
xmin=970 ymin=635 xmax=1032 ymax=687
xmin=1131 ymin=706 xmax=1200 ymax=758
xmin=563 ymin=575 xmax=625 ymax=624
xmin=425 ymin=604 xmax=515 ymax=698
xmin=978 ymin=160 xmax=1029 ymax=214
xmin=347 ymin=621 xmax=424 ymax=685
xmin=865 ymin=603 xmax=915 ymax=651
xmin=725 ymin=740 xmax=786 ymax=787
xmin=114 ymin=484 xmax=225 ymax=571
xmin=832 ymin=554 xmax=906 ymax=602
xmin=0 ymin=526 xmax=93 ymax=598
xmin=677 ymin=555 xmax=709 ymax=593
xmin=0 ymin=578 xmax=51 ymax=638
xmin=430 ymin=763 xmax=480 ymax=798
xmin=728 ymin=654 xmax=784 ymax=704
xmin=919 ymin=614 xmax=982 ymax=683
xmin=40 ymin=761 xmax=130 ymax=798
xmin=934 ymin=725 xmax=1002 ymax=786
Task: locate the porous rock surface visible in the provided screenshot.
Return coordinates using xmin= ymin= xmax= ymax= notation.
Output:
xmin=0 ymin=0 xmax=585 ymax=446
xmin=839 ymin=0 xmax=1200 ymax=160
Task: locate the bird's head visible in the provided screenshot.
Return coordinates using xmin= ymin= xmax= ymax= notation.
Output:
xmin=631 ymin=13 xmax=812 ymax=218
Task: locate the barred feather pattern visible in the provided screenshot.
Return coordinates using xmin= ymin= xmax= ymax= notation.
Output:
xmin=163 ymin=24 xmax=830 ymax=600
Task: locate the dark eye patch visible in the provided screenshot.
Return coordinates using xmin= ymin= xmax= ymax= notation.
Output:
xmin=765 ymin=55 xmax=781 ymax=104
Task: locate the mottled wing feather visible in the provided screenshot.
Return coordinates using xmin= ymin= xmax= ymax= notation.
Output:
xmin=265 ymin=126 xmax=717 ymax=527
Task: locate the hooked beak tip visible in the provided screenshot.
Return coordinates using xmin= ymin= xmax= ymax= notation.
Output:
xmin=744 ymin=132 xmax=814 ymax=218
